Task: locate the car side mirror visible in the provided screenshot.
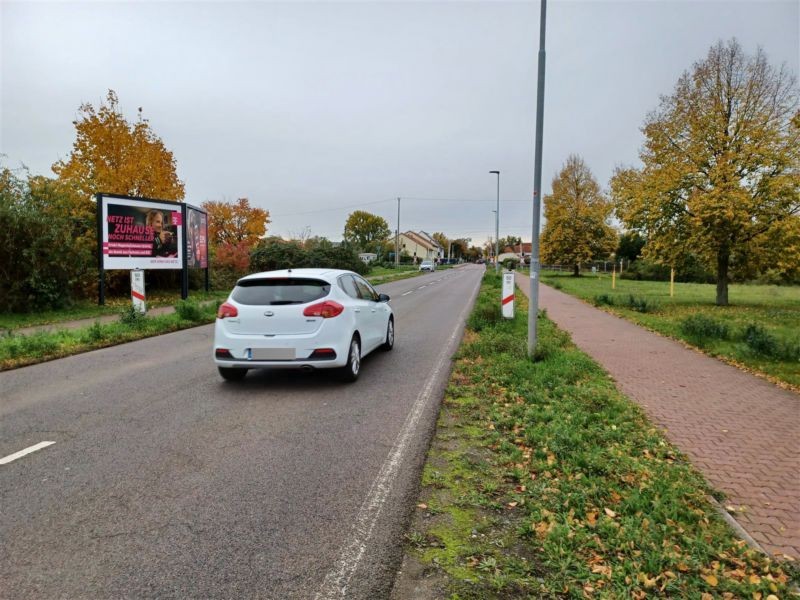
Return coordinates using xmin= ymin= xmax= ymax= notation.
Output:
xmin=378 ymin=293 xmax=390 ymax=302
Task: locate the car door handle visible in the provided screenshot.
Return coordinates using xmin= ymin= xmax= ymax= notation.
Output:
xmin=354 ymin=308 xmax=361 ymax=313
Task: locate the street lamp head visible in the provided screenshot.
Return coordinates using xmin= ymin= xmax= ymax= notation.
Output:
xmin=489 ymin=170 xmax=500 ymax=175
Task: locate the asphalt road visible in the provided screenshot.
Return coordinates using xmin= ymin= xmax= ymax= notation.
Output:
xmin=0 ymin=265 xmax=484 ymax=599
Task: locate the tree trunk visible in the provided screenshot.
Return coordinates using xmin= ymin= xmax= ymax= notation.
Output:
xmin=715 ymin=247 xmax=730 ymax=306
xmin=573 ymin=263 xmax=580 ymax=277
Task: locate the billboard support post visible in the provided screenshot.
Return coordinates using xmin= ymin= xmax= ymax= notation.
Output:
xmin=96 ymin=194 xmax=105 ymax=306
xmin=181 ymin=204 xmax=189 ymax=300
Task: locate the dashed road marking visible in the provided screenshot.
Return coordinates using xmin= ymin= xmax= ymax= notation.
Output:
xmin=0 ymin=441 xmax=56 ymax=465
xmin=401 ymin=291 xmax=413 ymax=296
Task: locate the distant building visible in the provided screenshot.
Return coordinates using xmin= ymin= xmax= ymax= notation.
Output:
xmin=503 ymin=242 xmax=532 ymax=264
xmin=399 ymin=231 xmax=442 ymax=263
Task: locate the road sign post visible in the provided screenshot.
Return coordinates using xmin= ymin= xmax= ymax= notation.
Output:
xmin=502 ymin=271 xmax=515 ymax=319
xmin=130 ymin=269 xmax=146 ymax=314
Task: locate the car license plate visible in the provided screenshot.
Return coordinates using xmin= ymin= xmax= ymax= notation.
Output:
xmin=251 ymin=348 xmax=295 ymax=360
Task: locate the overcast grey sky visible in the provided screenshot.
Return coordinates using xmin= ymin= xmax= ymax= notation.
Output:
xmin=2 ymin=1 xmax=798 ymax=245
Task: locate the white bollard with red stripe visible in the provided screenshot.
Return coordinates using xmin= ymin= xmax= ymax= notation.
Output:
xmin=501 ymin=271 xmax=514 ymax=319
xmin=130 ymin=269 xmax=146 ymax=314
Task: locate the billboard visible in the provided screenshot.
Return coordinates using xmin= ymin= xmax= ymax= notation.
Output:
xmin=186 ymin=205 xmax=208 ymax=269
xmin=99 ymin=195 xmax=183 ymax=270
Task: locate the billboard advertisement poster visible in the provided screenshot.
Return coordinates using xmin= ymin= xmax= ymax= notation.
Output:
xmin=186 ymin=206 xmax=208 ymax=269
xmin=100 ymin=195 xmax=183 ymax=270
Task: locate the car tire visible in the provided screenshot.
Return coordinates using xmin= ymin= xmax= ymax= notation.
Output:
xmin=218 ymin=366 xmax=248 ymax=381
xmin=338 ymin=335 xmax=361 ymax=382
xmin=381 ymin=318 xmax=394 ymax=351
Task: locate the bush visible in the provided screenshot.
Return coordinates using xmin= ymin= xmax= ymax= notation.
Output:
xmin=743 ymin=323 xmax=776 ymax=356
xmin=680 ymin=314 xmax=730 ymax=340
xmin=119 ymin=305 xmax=147 ymax=328
xmin=174 ymin=299 xmax=203 ymax=321
xmin=740 ymin=323 xmax=799 ymax=360
xmin=593 ymin=294 xmax=615 ymax=307
xmin=0 ymin=169 xmax=95 ymax=311
xmin=621 ymin=258 xmax=715 ymax=284
xmin=86 ymin=321 xmax=105 ymax=343
xmin=502 ymin=257 xmax=520 ymax=270
xmin=626 ymin=294 xmax=660 ymax=313
xmin=249 ymin=237 xmax=369 ymax=276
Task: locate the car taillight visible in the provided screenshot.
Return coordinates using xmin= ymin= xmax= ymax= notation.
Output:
xmin=217 ymin=302 xmax=238 ymax=319
xmin=303 ymin=300 xmax=344 ymax=318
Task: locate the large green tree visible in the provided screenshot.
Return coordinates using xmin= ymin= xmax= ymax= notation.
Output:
xmin=343 ymin=210 xmax=390 ymax=252
xmin=611 ymin=40 xmax=800 ymax=305
xmin=541 ymin=155 xmax=617 ymax=276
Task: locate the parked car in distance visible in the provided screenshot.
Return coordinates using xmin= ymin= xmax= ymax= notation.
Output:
xmin=419 ymin=260 xmax=435 ymax=272
xmin=214 ymin=268 xmax=393 ymax=382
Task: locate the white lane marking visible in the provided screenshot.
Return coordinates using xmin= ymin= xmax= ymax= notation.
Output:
xmin=401 ymin=291 xmax=413 ymax=296
xmin=0 ymin=441 xmax=56 ymax=465
xmin=315 ymin=273 xmax=480 ymax=600
xmin=418 ymin=285 xmax=427 ymax=289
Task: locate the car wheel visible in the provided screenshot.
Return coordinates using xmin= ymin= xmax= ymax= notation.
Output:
xmin=218 ymin=366 xmax=248 ymax=381
xmin=381 ymin=318 xmax=394 ymax=351
xmin=339 ymin=335 xmax=361 ymax=382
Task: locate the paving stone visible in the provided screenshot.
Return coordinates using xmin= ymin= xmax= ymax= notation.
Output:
xmin=516 ymin=275 xmax=799 ymax=559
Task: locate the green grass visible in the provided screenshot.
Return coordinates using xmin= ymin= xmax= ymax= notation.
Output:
xmin=539 ymin=271 xmax=800 ymax=388
xmin=403 ymin=272 xmax=795 ymax=598
xmin=0 ymin=300 xmax=219 ymax=371
xmin=0 ymin=267 xmax=445 ymax=332
xmin=0 ymin=290 xmax=229 ymax=331
xmin=367 ymin=264 xmax=454 ymax=285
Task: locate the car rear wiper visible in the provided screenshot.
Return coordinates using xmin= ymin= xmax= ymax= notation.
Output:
xmin=269 ymin=300 xmax=303 ymax=305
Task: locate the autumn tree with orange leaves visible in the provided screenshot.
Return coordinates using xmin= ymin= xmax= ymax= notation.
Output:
xmin=203 ymin=198 xmax=270 ymax=247
xmin=202 ymin=197 xmax=270 ymax=286
xmin=53 ymin=90 xmax=184 ymax=202
xmin=611 ymin=40 xmax=799 ymax=305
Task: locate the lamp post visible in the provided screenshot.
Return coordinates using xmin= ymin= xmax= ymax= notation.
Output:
xmin=528 ymin=0 xmax=547 ymax=357
xmin=490 ymin=170 xmax=500 ymax=273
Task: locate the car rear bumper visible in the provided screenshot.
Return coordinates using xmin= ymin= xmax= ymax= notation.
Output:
xmin=213 ymin=320 xmax=350 ymax=369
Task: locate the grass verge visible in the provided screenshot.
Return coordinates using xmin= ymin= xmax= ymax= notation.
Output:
xmin=0 ymin=268 xmax=447 ymax=333
xmin=539 ymin=272 xmax=800 ymax=389
xmin=0 ymin=290 xmax=229 ymax=331
xmin=0 ymin=300 xmax=219 ymax=371
xmin=401 ymin=272 xmax=796 ymax=598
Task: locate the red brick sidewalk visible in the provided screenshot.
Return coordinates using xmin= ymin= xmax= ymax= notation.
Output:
xmin=516 ymin=274 xmax=799 ymax=559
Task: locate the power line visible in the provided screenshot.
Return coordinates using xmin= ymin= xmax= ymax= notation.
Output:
xmin=400 ymin=196 xmax=530 ymax=203
xmin=270 ymin=198 xmax=395 ymax=218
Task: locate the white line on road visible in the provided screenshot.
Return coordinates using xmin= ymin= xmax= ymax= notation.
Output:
xmin=401 ymin=291 xmax=413 ymax=296
xmin=315 ymin=273 xmax=479 ymax=600
xmin=418 ymin=285 xmax=426 ymax=289
xmin=0 ymin=441 xmax=56 ymax=465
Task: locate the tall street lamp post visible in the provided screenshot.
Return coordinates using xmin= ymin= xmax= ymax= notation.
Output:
xmin=490 ymin=170 xmax=500 ymax=273
xmin=528 ymin=0 xmax=547 ymax=357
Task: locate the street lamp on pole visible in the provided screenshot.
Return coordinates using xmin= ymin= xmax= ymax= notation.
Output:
xmin=490 ymin=170 xmax=500 ymax=273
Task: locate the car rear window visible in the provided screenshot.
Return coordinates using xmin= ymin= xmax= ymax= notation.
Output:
xmin=232 ymin=278 xmax=331 ymax=305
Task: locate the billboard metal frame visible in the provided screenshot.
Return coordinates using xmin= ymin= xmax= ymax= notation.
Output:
xmin=96 ymin=193 xmax=209 ymax=305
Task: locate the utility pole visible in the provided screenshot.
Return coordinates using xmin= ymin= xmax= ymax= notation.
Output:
xmin=490 ymin=171 xmax=500 ymax=273
xmin=528 ymin=0 xmax=547 ymax=358
xmin=395 ymin=197 xmax=400 ymax=266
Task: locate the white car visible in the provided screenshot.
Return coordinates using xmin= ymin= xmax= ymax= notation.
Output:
xmin=419 ymin=260 xmax=435 ymax=272
xmin=213 ymin=268 xmax=394 ymax=382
